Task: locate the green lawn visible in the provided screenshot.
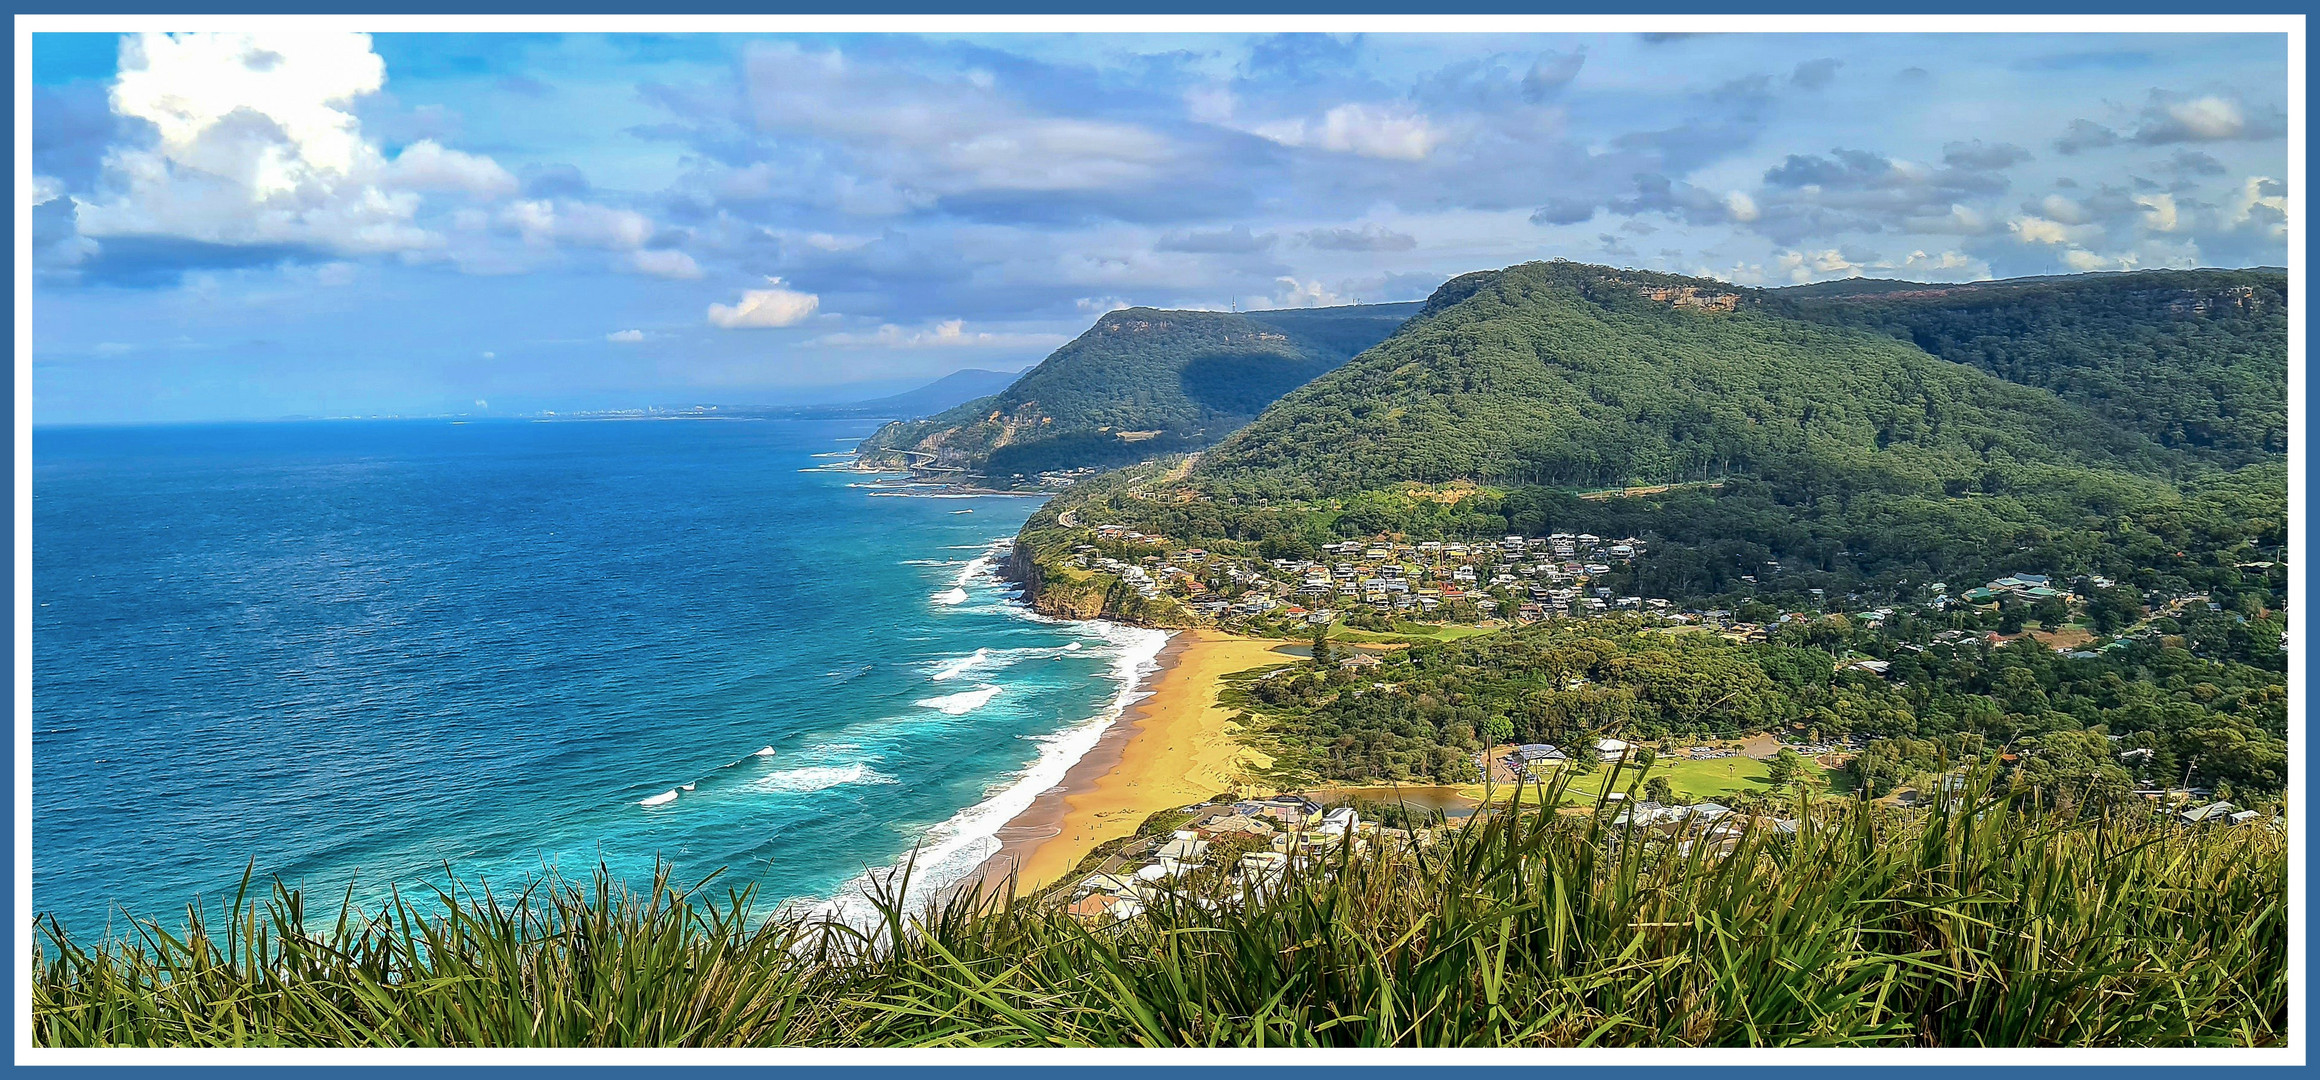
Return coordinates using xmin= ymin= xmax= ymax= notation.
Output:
xmin=1493 ymin=754 xmax=1838 ymax=803
xmin=1328 ymin=621 xmax=1499 ymax=644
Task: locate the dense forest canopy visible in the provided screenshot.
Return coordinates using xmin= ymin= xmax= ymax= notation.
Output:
xmin=1013 ymin=261 xmax=2284 ymax=609
xmin=1236 ymin=615 xmax=2285 ymax=800
xmin=1187 ymin=261 xmax=2190 ymax=500
xmin=855 ymin=302 xmax=1421 ymax=478
xmin=1008 ymin=258 xmax=2286 ymax=809
xmin=1771 ymin=268 xmax=2287 ymax=466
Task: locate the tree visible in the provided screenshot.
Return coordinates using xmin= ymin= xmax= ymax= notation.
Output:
xmin=1644 ymin=775 xmax=1676 ymax=805
xmin=2009 ymin=730 xmax=2134 ymax=811
xmin=1259 ymin=534 xmax=1316 ymax=561
xmin=2084 ymin=585 xmax=2145 ymax=634
xmin=1767 ymin=747 xmax=1805 ymax=790
xmin=2033 ymin=596 xmax=2071 ymax=632
xmin=1311 ymin=623 xmax=1334 ymax=669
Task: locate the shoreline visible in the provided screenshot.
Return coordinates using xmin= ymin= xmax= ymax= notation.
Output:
xmin=967 ymin=628 xmax=1298 ymax=899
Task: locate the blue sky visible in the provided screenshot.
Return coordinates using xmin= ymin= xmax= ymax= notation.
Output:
xmin=31 ymin=31 xmax=2289 ymax=423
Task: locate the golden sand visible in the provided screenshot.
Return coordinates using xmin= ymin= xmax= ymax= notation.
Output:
xmin=994 ymin=629 xmax=1296 ymax=895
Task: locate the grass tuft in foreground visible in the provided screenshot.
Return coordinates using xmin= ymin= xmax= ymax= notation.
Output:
xmin=36 ymin=774 xmax=2286 ymax=1048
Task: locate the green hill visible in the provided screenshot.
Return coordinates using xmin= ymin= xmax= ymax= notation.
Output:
xmin=1018 ymin=260 xmax=2282 ymax=611
xmin=855 ymin=302 xmax=1421 ymax=480
xmin=1189 ymin=261 xmax=2179 ymax=501
xmin=1771 ymin=268 xmax=2287 ymax=466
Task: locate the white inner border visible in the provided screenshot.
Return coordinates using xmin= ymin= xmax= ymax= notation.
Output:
xmin=11 ymin=11 xmax=2307 ymax=1067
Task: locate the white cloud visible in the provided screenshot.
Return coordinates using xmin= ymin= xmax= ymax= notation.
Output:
xmin=2135 ymin=192 xmax=2182 ymax=233
xmin=741 ymin=43 xmax=1176 ymax=195
xmin=73 ymin=32 xmax=438 ymax=254
xmin=1697 ymin=260 xmax=1770 ymax=286
xmin=810 ymin=319 xmax=1067 ymax=349
xmin=606 ymin=329 xmax=646 ymax=343
xmin=1723 ymin=191 xmax=1759 ymax=223
xmin=945 ymin=120 xmax=1175 ymax=191
xmin=1265 ymin=277 xmax=1347 ymax=308
xmin=294 ymin=261 xmax=359 ymax=287
xmin=1774 ymin=249 xmax=1865 ymax=283
xmin=2037 ymin=194 xmax=2090 ymax=225
xmin=629 ymin=248 xmax=703 ymax=279
xmin=2229 ymin=175 xmax=2288 ymax=239
xmin=2007 ymin=215 xmax=2079 ymax=245
xmin=2061 ymin=248 xmax=2140 ymax=272
xmin=802 ymin=232 xmax=874 ymax=252
xmin=1185 ymin=85 xmax=1236 ymax=125
xmin=1076 ymin=296 xmax=1133 ymax=314
xmin=500 ymin=199 xmax=654 ymax=250
xmin=1893 ymin=249 xmax=1988 ymax=277
xmin=707 ymin=278 xmax=821 ymax=329
xmin=385 ymin=140 xmax=517 ymax=199
xmin=2157 ymin=96 xmax=2245 ymax=140
xmin=1255 ymin=103 xmax=1443 ymax=161
xmin=1901 ymin=203 xmax=1991 ymax=236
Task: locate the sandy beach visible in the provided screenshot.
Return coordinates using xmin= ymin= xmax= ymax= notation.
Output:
xmin=974 ymin=629 xmax=1299 ymax=897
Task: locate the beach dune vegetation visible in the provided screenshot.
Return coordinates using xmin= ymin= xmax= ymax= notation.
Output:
xmin=35 ymin=770 xmax=2285 ymax=1048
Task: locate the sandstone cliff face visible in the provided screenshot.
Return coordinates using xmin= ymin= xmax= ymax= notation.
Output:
xmin=1004 ymin=541 xmax=1193 ymax=627
xmin=1005 ymin=544 xmax=1105 ymax=620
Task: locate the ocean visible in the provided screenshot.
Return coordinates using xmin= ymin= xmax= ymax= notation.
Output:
xmin=31 ymin=414 xmax=1166 ymax=934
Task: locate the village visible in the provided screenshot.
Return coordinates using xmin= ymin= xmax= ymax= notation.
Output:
xmin=1059 ymin=521 xmax=2264 ymax=659
xmin=1030 ymin=520 xmax=2284 ymax=932
xmin=1071 ymin=526 xmax=1673 ymax=626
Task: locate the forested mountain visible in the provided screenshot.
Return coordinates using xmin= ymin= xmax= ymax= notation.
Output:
xmin=854 ymin=302 xmax=1420 ymax=479
xmin=1771 ymin=268 xmax=2287 ymax=466
xmin=1021 ymin=260 xmax=2284 ymax=610
xmin=1188 ymin=261 xmax=2179 ymax=501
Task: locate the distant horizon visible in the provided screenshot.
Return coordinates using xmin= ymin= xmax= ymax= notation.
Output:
xmin=31 ymin=258 xmax=2284 ymax=427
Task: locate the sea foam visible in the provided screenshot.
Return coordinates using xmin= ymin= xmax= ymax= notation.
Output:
xmin=929 ymin=544 xmax=1005 ymax=607
xmin=930 ymin=648 xmax=993 ymax=681
xmin=810 ymin=622 xmax=1171 ymax=929
xmin=914 ymin=685 xmax=1003 ymax=715
xmin=757 ymin=763 xmax=899 ymax=794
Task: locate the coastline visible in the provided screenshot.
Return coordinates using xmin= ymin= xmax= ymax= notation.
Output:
xmin=970 ymin=628 xmax=1298 ymax=898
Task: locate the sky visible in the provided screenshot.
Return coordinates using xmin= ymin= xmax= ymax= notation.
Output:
xmin=29 ymin=30 xmax=2291 ymax=424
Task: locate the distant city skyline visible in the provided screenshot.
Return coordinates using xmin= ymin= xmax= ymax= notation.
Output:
xmin=30 ymin=28 xmax=2291 ymax=423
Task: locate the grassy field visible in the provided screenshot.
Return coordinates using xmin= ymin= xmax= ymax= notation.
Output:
xmin=1326 ymin=621 xmax=1499 ymax=645
xmin=1473 ymin=754 xmax=1841 ymax=804
xmin=35 ymin=771 xmax=2285 ymax=1048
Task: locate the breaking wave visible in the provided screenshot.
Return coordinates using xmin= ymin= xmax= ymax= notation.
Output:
xmin=808 ymin=622 xmax=1172 ymax=929
xmin=930 ymin=648 xmax=993 ymax=681
xmin=914 ymin=685 xmax=1002 ymax=715
xmin=757 ymin=763 xmax=899 ymax=794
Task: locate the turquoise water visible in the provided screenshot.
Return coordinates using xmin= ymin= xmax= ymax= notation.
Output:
xmin=33 ymin=415 xmax=1164 ymax=933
